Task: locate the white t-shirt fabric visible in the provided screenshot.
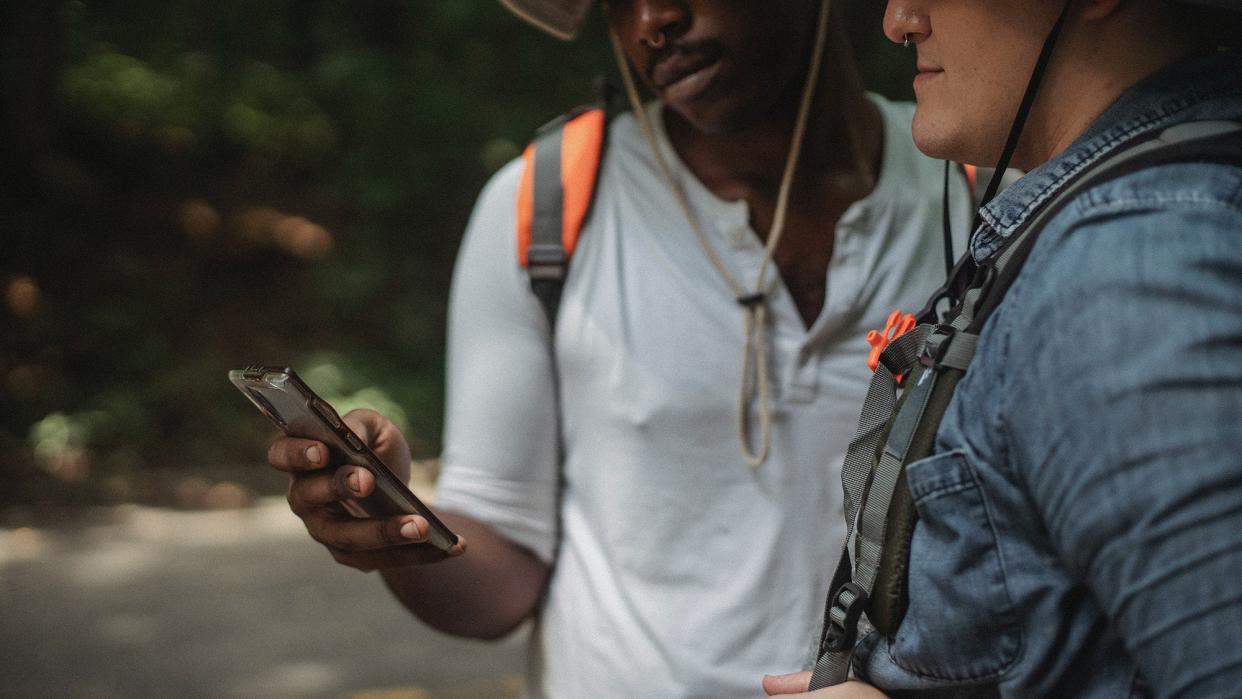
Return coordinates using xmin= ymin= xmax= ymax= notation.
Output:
xmin=435 ymin=94 xmax=973 ymax=698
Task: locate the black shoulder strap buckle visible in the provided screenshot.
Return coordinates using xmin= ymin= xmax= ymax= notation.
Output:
xmin=820 ymin=581 xmax=869 ymax=654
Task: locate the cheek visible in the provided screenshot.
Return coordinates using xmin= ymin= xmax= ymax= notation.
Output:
xmin=906 ymin=0 xmax=1051 ymax=161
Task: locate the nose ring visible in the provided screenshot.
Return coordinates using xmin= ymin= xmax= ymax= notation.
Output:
xmin=646 ymin=30 xmax=667 ymax=49
xmin=903 ymin=33 xmax=913 ymax=49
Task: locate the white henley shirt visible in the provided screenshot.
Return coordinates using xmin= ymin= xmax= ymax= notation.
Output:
xmin=435 ymin=94 xmax=973 ymax=698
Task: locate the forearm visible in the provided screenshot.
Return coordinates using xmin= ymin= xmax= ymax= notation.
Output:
xmin=380 ymin=510 xmax=549 ymax=639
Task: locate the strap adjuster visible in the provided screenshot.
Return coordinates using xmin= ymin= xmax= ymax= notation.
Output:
xmin=821 ymin=581 xmax=868 ymax=653
xmin=527 ymin=244 xmax=568 ymax=281
xmin=736 ymin=292 xmax=766 ymax=308
xmin=920 ymin=324 xmax=956 ymax=368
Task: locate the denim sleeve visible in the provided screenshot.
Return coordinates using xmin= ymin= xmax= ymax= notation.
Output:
xmin=1002 ymin=195 xmax=1242 ymax=697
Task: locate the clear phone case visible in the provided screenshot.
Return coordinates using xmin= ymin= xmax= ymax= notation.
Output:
xmin=229 ymin=366 xmax=458 ymax=552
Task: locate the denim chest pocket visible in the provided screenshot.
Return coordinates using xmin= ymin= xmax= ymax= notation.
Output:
xmin=885 ymin=448 xmax=1022 ymax=682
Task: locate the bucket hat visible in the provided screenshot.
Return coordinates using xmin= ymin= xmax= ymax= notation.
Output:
xmin=499 ymin=0 xmax=592 ymax=40
xmin=498 ymin=0 xmax=1240 ymax=42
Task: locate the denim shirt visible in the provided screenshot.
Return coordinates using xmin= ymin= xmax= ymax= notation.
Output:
xmin=852 ymin=51 xmax=1242 ymax=698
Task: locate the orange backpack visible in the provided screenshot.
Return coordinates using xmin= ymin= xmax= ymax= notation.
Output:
xmin=516 ymin=106 xmax=609 ymax=325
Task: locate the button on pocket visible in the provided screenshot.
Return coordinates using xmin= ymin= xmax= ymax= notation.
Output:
xmin=886 ymin=448 xmax=1022 ymax=682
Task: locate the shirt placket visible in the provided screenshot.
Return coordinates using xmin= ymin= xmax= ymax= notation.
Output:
xmin=717 ymin=214 xmax=822 ymax=405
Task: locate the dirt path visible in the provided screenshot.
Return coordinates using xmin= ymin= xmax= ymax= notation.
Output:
xmin=0 ymin=498 xmax=524 ymax=698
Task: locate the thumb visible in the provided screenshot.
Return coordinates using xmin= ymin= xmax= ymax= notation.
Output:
xmin=342 ymin=408 xmax=384 ymax=446
xmin=763 ymin=671 xmax=812 ymax=696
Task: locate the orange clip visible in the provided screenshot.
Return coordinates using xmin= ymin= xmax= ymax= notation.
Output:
xmin=866 ymin=310 xmax=918 ymax=376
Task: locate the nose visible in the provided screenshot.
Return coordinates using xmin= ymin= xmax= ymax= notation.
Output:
xmin=629 ymin=0 xmax=690 ymax=49
xmin=883 ymin=1 xmax=929 ymax=46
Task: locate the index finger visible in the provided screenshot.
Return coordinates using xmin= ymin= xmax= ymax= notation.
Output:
xmin=267 ymin=437 xmax=330 ymax=472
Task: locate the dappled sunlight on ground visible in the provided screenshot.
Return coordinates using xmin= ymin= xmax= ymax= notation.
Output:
xmin=0 ymin=498 xmax=522 ymax=698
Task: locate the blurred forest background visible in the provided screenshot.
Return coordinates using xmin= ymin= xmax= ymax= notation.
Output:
xmin=0 ymin=0 xmax=912 ymax=513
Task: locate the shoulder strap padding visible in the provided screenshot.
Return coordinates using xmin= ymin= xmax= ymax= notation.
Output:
xmin=517 ymin=108 xmax=607 ymax=268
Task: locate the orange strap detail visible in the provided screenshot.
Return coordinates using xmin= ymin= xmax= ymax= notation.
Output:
xmin=559 ymin=109 xmax=605 ymax=256
xmin=517 ymin=145 xmax=537 ymax=266
xmin=516 ymin=108 xmax=606 ymax=267
xmin=866 ymin=310 xmax=918 ymax=377
xmin=963 ymin=164 xmax=978 ymax=194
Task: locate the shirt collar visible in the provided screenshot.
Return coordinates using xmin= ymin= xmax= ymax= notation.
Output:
xmin=970 ymin=50 xmax=1242 ymax=262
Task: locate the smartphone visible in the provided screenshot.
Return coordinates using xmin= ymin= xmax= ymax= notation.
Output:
xmin=229 ymin=366 xmax=459 ymax=552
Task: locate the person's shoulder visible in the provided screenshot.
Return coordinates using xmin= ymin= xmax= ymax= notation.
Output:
xmin=472 ymin=155 xmax=525 ymax=215
xmin=1040 ymin=157 xmax=1242 ymax=271
xmin=1077 ymin=157 xmax=1242 ymax=214
xmin=1010 ymin=163 xmax=1242 ymax=320
xmin=601 ymin=106 xmax=653 ymax=176
xmin=478 ymin=106 xmax=648 ymax=207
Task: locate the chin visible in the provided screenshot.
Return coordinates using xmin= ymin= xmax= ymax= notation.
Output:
xmin=668 ymin=99 xmax=759 ymax=136
xmin=911 ymin=108 xmax=993 ymax=167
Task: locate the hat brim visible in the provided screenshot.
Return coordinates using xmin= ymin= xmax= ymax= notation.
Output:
xmin=499 ymin=0 xmax=593 ymax=41
xmin=1175 ymin=0 xmax=1242 ymax=9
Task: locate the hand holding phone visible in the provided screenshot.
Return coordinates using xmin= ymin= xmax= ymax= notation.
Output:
xmin=232 ymin=367 xmax=464 ymax=565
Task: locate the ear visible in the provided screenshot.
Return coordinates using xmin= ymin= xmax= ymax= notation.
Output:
xmin=1079 ymin=0 xmax=1126 ymax=21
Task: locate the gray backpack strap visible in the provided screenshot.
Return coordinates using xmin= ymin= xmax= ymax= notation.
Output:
xmin=517 ymin=102 xmax=611 ymax=328
xmin=809 ymin=120 xmax=1242 ymax=690
xmin=810 ymin=312 xmax=977 ymax=688
xmin=526 ymin=123 xmax=568 ymax=326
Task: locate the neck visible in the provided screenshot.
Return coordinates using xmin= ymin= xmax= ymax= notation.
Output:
xmin=662 ymin=21 xmax=882 ymax=203
xmin=1011 ymin=5 xmax=1206 ymax=170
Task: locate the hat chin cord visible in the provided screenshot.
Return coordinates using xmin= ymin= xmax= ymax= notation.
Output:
xmin=974 ymin=0 xmax=1076 ymax=220
xmin=608 ymin=0 xmax=835 ymax=468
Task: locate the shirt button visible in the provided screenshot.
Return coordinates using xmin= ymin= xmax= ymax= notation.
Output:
xmin=729 ymin=225 xmax=753 ymax=249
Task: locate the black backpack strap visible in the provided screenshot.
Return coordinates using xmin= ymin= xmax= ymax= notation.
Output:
xmin=517 ymin=92 xmax=613 ymax=328
xmin=526 ymin=122 xmax=569 ymax=325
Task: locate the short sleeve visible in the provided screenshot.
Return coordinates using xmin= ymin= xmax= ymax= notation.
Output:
xmin=434 ymin=158 xmax=561 ymax=563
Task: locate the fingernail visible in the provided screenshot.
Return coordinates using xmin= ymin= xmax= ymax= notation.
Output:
xmin=305 ymin=445 xmax=323 ymax=465
xmin=400 ymin=518 xmax=426 ymax=540
xmin=346 ymin=469 xmax=362 ymax=494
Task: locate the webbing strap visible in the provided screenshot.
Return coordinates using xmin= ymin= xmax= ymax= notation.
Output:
xmin=840 ymin=327 xmax=930 ymax=532
xmin=811 ymin=327 xmax=931 ymax=687
xmin=938 ymin=332 xmax=978 ymax=372
xmin=527 ymin=126 xmax=568 ymax=325
xmin=811 ymin=313 xmax=976 ymax=689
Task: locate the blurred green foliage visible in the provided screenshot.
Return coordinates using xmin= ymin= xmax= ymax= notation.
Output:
xmin=0 ymin=0 xmax=911 ymax=503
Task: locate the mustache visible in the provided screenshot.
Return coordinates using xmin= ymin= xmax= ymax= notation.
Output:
xmin=645 ymin=38 xmax=725 ymax=82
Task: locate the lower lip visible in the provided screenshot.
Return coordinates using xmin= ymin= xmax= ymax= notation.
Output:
xmin=661 ymin=59 xmax=724 ymax=103
xmin=913 ymin=71 xmax=943 ymax=89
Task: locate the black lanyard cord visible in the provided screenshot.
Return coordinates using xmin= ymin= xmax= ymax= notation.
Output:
xmin=974 ymin=0 xmax=1077 ymax=228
